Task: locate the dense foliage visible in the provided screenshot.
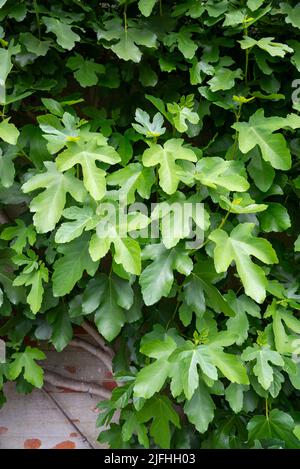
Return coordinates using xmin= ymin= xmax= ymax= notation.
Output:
xmin=1 ymin=0 xmax=300 ymax=449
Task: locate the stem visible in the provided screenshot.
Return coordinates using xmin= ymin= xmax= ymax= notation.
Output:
xmin=265 ymin=398 xmax=269 ymax=419
xmin=33 ymin=0 xmax=41 ymax=40
xmin=124 ymin=4 xmax=127 ymax=33
xmin=231 ymin=103 xmax=243 ymax=160
xmin=159 ymin=0 xmax=163 ymax=16
xmin=245 ymin=48 xmax=249 ymax=84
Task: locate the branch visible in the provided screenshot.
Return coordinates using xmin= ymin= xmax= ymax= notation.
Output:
xmin=69 ymin=337 xmax=112 ymax=373
xmin=81 ymin=320 xmax=114 ymax=358
xmin=43 ymin=370 xmax=111 ymax=399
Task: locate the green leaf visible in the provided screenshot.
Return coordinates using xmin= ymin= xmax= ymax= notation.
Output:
xmin=83 ymin=273 xmax=133 ymax=341
xmin=280 ymin=2 xmax=300 ymax=29
xmin=195 ymin=157 xmax=249 ymax=192
xmin=122 ymin=411 xmax=149 ymax=448
xmin=13 ymin=252 xmax=48 ymax=314
xmin=0 ymin=119 xmax=19 ymax=144
xmin=97 ymin=18 xmax=157 ymax=63
xmin=89 ymin=207 xmax=149 ymax=275
xmin=184 ymin=381 xmax=215 ymax=433
xmin=66 ymin=54 xmax=105 ymax=87
xmin=242 ymin=344 xmax=284 ymax=390
xmin=52 ymin=233 xmax=99 ymax=297
xmin=167 ymin=102 xmax=199 ymax=133
xmin=132 ymin=108 xmax=166 ymax=138
xmin=140 ymin=244 xmax=193 ymax=305
xmin=56 ymin=133 xmax=120 ymax=201
xmin=138 ymin=0 xmax=157 ymax=17
xmin=55 ymin=206 xmax=95 ymax=243
xmin=107 ymin=163 xmax=155 ymax=204
xmin=50 ymin=309 xmax=73 ymax=352
xmin=151 ymin=192 xmax=210 ymax=249
xmin=137 ymin=396 xmax=180 ymax=448
xmin=225 ymin=383 xmax=247 ymax=413
xmin=42 ymin=16 xmax=80 ymax=50
xmin=247 ymin=409 xmax=300 ymax=449
xmin=259 ymin=203 xmax=291 ymax=232
xmin=170 ymin=342 xmax=218 ymax=399
xmin=0 ymin=146 xmax=16 ymax=188
xmin=1 ymin=220 xmax=36 ymax=253
xmin=208 ymin=68 xmax=243 ymax=92
xmin=209 ymin=223 xmax=278 ymax=303
xmin=134 ymin=328 xmax=177 ymax=399
xmin=142 ymin=138 xmax=197 ymax=194
xmin=9 ymin=346 xmax=46 ymax=388
xmin=233 ymin=110 xmax=300 ymax=170
xmin=38 ymin=112 xmax=79 ymax=154
xmin=239 ymin=36 xmax=293 ymax=57
xmin=208 ymin=346 xmax=249 ymax=384
xmin=247 ymin=152 xmax=275 ymax=192
xmin=22 ymin=162 xmax=87 ymax=233
xmin=19 ymin=32 xmax=51 ymax=57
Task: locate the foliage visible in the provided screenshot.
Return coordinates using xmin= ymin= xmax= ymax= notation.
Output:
xmin=1 ymin=0 xmax=300 ymax=449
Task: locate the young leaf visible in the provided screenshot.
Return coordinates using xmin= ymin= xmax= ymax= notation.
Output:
xmin=132 ymin=108 xmax=166 ymax=138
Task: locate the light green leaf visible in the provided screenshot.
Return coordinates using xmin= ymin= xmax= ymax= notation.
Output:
xmin=132 ymin=108 xmax=166 ymax=138
xmin=89 ymin=207 xmax=149 ymax=275
xmin=22 ymin=162 xmax=87 ymax=233
xmin=56 ymin=134 xmax=120 ymax=200
xmin=208 ymin=68 xmax=243 ymax=92
xmin=142 ymin=138 xmax=197 ymax=194
xmin=209 ymin=223 xmax=278 ymax=303
xmin=55 ymin=206 xmax=95 ymax=243
xmin=233 ymin=110 xmax=300 ymax=170
xmin=138 ymin=0 xmax=157 ymax=16
xmin=239 ymin=36 xmax=293 ymax=57
xmin=9 ymin=346 xmax=46 ymax=388
xmin=195 ymin=157 xmax=249 ymax=191
xmin=107 ymin=163 xmax=155 ymax=204
xmin=208 ymin=346 xmax=249 ymax=384
xmin=167 ymin=102 xmax=199 ymax=133
xmin=0 ymin=119 xmax=19 ymax=144
xmin=1 ymin=220 xmax=36 ymax=253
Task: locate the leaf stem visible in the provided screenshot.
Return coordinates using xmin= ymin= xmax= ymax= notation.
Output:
xmin=159 ymin=0 xmax=163 ymax=16
xmin=33 ymin=0 xmax=41 ymax=40
xmin=124 ymin=4 xmax=128 ymax=33
xmin=265 ymin=398 xmax=269 ymax=420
